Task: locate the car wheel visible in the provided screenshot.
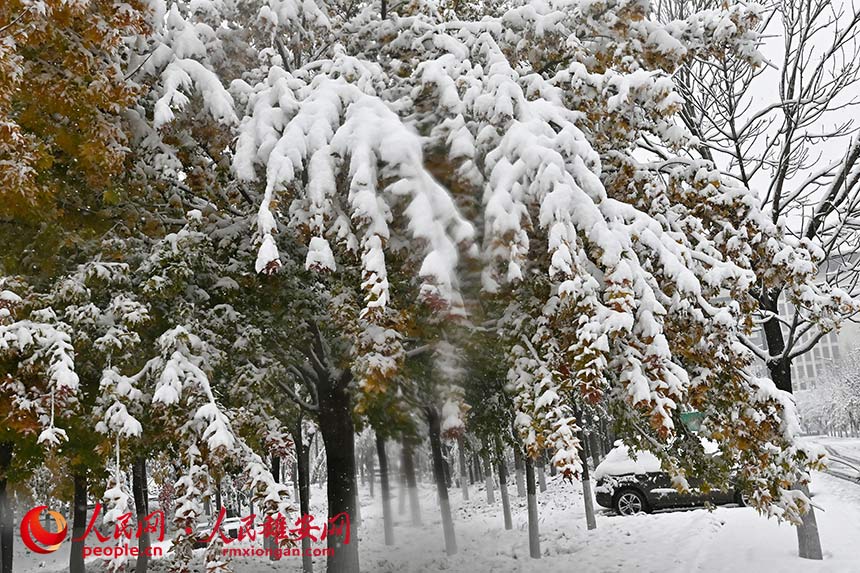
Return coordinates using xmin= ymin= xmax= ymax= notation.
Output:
xmin=614 ymin=489 xmax=648 ymax=516
xmin=734 ymin=490 xmax=749 ymax=507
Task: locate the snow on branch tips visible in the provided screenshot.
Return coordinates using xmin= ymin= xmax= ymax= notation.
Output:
xmin=238 ymin=66 xmax=473 ymax=316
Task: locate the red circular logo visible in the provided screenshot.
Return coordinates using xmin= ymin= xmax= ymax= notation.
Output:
xmin=20 ymin=506 xmax=67 ymax=554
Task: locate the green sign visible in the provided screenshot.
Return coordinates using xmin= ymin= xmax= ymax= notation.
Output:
xmin=680 ymin=411 xmax=705 ymax=432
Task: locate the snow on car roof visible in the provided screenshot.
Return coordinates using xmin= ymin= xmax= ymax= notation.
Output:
xmin=595 ymin=438 xmax=721 ymax=480
xmin=594 ymin=445 xmax=662 ymax=480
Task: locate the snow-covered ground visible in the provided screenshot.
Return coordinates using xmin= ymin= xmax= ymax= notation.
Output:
xmin=15 ymin=441 xmax=860 ymax=572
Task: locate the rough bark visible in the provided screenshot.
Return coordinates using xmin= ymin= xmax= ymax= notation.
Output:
xmin=457 ymin=436 xmax=469 ymax=501
xmin=317 ymin=373 xmax=360 ymax=573
xmin=375 ymin=434 xmax=394 ymax=545
xmin=70 ymin=471 xmax=87 ymax=573
xmin=427 ymin=407 xmax=457 ymax=555
xmin=132 ymin=457 xmax=151 ymax=573
xmin=524 ymin=456 xmax=541 ymax=559
xmin=0 ymin=442 xmax=13 ymax=573
xmin=402 ymin=439 xmax=421 ymax=526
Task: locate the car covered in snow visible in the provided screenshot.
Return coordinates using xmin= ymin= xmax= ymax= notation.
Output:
xmin=594 ymin=442 xmax=745 ymax=516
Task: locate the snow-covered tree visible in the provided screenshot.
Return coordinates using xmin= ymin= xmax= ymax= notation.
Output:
xmin=798 ymin=351 xmax=860 ymax=436
xmin=1 ymin=1 xmax=842 ymax=571
xmin=657 ymin=0 xmax=860 ymax=558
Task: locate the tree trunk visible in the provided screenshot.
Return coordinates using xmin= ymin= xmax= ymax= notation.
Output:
xmin=442 ymin=455 xmax=452 ymax=489
xmin=132 ymin=457 xmax=151 ymax=573
xmin=264 ymin=455 xmax=282 ymax=561
xmin=0 ymin=442 xmax=13 ymax=573
xmin=402 ymin=439 xmax=421 ymax=526
xmin=426 ymin=407 xmax=457 ymax=556
xmin=457 ymin=436 xmax=469 ymax=501
xmin=537 ymin=458 xmax=547 ymax=493
xmin=70 ymin=471 xmax=87 ymax=573
xmin=215 ymin=477 xmax=222 ymax=512
xmin=495 ymin=437 xmax=512 ymax=530
xmin=762 ymin=291 xmax=823 ymax=560
xmin=589 ymin=433 xmax=601 ymax=469
xmin=292 ymin=460 xmax=299 ymax=502
xmin=579 ymin=433 xmax=597 ymax=530
xmin=524 ymin=456 xmax=541 ymax=559
xmin=317 ymin=375 xmax=360 ymax=573
xmin=375 ymin=434 xmax=394 ymax=545
xmin=513 ymin=448 xmax=525 ymax=497
xmin=397 ymin=452 xmax=405 ymax=514
xmin=367 ymin=451 xmax=375 ymax=499
xmin=292 ymin=421 xmax=313 ymax=573
xmin=353 ymin=448 xmax=361 ymax=528
xmin=482 ymin=449 xmax=495 ymax=505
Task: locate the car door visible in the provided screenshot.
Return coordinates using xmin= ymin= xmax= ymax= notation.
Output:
xmin=683 ymin=474 xmax=735 ymax=506
xmin=707 ymin=483 xmax=736 ymax=505
xmin=640 ymin=471 xmax=682 ymax=509
xmin=681 ymin=475 xmax=709 ymax=506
